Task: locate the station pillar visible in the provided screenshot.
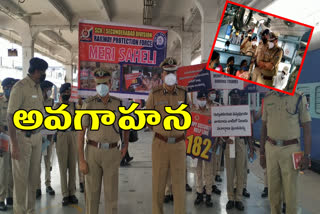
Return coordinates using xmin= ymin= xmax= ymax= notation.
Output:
xmin=181 ymin=32 xmax=193 ymax=66
xmin=21 ymin=33 xmax=35 ymax=78
xmin=64 ymin=64 xmax=73 ymax=84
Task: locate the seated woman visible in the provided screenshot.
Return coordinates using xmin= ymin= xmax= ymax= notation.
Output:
xmin=209 ymin=51 xmax=223 ymax=71
xmin=236 ymin=60 xmax=250 ymax=79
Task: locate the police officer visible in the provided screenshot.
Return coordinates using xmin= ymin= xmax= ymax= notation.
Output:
xmin=193 ymin=91 xmax=214 ymax=207
xmin=0 ymin=78 xmax=16 ymax=211
xmin=146 ymin=57 xmax=188 ymax=214
xmin=7 ymin=57 xmax=48 ymax=214
xmin=225 ymin=89 xmax=254 ymax=211
xmin=256 ymin=32 xmax=283 ymax=87
xmin=54 ymin=83 xmax=78 ymax=206
xmin=36 ymin=80 xmax=55 ymax=199
xmin=78 ymin=68 xmax=129 ymax=214
xmin=260 ymin=63 xmax=312 ymax=214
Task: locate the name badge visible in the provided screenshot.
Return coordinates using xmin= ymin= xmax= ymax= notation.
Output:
xmin=32 ymin=95 xmax=38 ymax=98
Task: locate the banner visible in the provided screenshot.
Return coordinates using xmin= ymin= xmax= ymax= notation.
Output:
xmin=210 ymin=72 xmax=244 ymax=90
xmin=185 ymin=112 xmax=214 ymax=161
xmin=177 ymin=63 xmax=212 ymax=92
xmin=211 ymin=105 xmax=252 ymax=137
xmin=78 ymin=20 xmax=167 ymax=98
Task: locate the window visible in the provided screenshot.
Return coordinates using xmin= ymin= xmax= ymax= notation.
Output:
xmin=315 ymin=86 xmax=320 ymax=114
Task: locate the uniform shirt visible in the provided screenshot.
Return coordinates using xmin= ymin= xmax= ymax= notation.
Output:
xmin=240 ymin=38 xmax=251 ymax=54
xmin=53 ymin=101 xmax=76 ymax=131
xmin=273 ymin=73 xmax=289 ymax=90
xmin=82 ymin=95 xmax=121 ymax=144
xmin=256 ymin=45 xmax=283 ymax=77
xmin=244 ymin=45 xmax=257 ymax=57
xmin=7 ymin=75 xmax=44 ymax=115
xmin=262 ymin=91 xmax=311 ymax=140
xmin=146 ymin=84 xmax=188 ymax=137
xmin=0 ymin=96 xmax=8 ymax=127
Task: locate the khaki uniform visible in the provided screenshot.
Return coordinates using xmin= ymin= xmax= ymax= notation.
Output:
xmin=38 ymin=98 xmax=55 ymax=189
xmin=146 ymin=85 xmax=187 ymax=214
xmin=262 ymin=90 xmax=311 ymax=214
xmin=240 ymin=38 xmax=251 ymax=55
xmin=251 ymin=42 xmax=268 ymax=82
xmin=256 ymin=45 xmax=283 ymax=87
xmin=82 ymin=95 xmax=122 ymax=214
xmin=54 ymin=102 xmax=77 ymax=198
xmin=75 ymin=103 xmax=85 ymax=185
xmin=225 ymin=137 xmax=246 ymax=201
xmin=0 ymin=96 xmax=13 ymax=202
xmin=7 ymin=76 xmax=44 ymax=214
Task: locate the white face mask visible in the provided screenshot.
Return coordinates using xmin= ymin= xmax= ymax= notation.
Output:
xmin=164 ymin=73 xmax=177 ymax=86
xmin=268 ymin=41 xmax=274 ymax=49
xmin=209 ymin=94 xmax=216 ymax=101
xmin=251 ymin=41 xmax=257 ymax=46
xmin=96 ymin=84 xmax=109 ymax=97
xmin=281 ymin=73 xmax=286 ymax=78
xmin=46 ymin=90 xmax=52 ymax=98
xmin=198 ymin=100 xmax=207 ymax=108
xmin=295 ymin=55 xmax=302 ymax=65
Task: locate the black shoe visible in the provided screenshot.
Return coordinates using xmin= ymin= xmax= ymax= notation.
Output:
xmin=212 ymin=185 xmax=221 ymax=195
xmin=202 ymin=186 xmax=207 ymax=195
xmin=69 ymin=195 xmax=78 ymax=204
xmin=282 ymin=203 xmax=286 ymax=213
xmin=215 ymin=175 xmax=222 ymax=182
xmin=205 ymin=194 xmax=213 ymax=207
xmin=186 ymin=184 xmax=192 ymax=192
xmin=234 ymin=188 xmax=237 ymax=193
xmin=126 ymin=156 xmax=134 ymax=163
xmin=235 ymin=201 xmax=245 ymax=211
xmin=62 ymin=197 xmax=69 ymax=206
xmin=6 ymin=197 xmax=13 ymax=206
xmin=226 ymin=200 xmax=235 ymax=210
xmin=194 ymin=192 xmax=203 ymax=205
xmin=169 ymin=194 xmax=173 ymax=202
xmin=242 ymin=188 xmax=250 ymax=198
xmin=0 ymin=201 xmax=7 ymax=211
xmin=164 ymin=195 xmax=171 ymax=203
xmin=120 ymin=160 xmax=130 ymax=167
xmin=261 ymin=187 xmax=268 ymax=198
xmin=46 ymin=186 xmax=55 ymax=195
xmin=80 ymin=183 xmax=84 ymax=193
xmin=36 ymin=189 xmax=41 ymax=199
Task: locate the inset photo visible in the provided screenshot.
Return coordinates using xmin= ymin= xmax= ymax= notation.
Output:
xmin=206 ymin=1 xmax=314 ymax=95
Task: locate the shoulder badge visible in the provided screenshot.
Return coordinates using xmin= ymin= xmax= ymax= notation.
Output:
xmin=176 ymin=85 xmax=187 ymax=91
xmin=151 ymin=85 xmax=163 ymax=94
xmin=84 ymin=95 xmax=99 ymax=103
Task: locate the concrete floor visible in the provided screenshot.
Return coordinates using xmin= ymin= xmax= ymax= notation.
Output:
xmin=2 ymin=130 xmax=320 ymax=213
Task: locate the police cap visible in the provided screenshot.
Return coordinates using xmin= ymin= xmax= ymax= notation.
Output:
xmin=197 ymin=91 xmax=207 ymax=99
xmin=261 ymin=29 xmax=270 ymax=36
xmin=40 ymin=80 xmax=54 ymax=90
xmin=160 ymin=57 xmax=178 ymax=72
xmin=29 ymin=57 xmax=48 ymax=72
xmin=93 ymin=67 xmax=111 ymax=84
xmin=1 ymin=78 xmax=15 ymax=87
xmin=59 ymin=83 xmax=71 ymax=94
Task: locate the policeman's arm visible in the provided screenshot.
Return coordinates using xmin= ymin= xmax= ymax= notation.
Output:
xmin=7 ymin=114 xmax=17 ymax=147
xmin=122 ymin=130 xmax=129 ymax=148
xmin=78 ymin=128 xmax=87 ymax=162
xmin=301 ymin=122 xmax=312 ymax=156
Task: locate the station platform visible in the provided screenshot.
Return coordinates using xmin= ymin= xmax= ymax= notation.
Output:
xmin=3 ymin=130 xmax=319 ymax=214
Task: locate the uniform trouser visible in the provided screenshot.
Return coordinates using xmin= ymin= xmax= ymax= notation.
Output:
xmin=251 ymin=69 xmax=260 ymax=82
xmin=85 ymin=145 xmax=121 ymax=214
xmin=243 ymin=145 xmax=248 ymax=188
xmin=165 ymin=162 xmax=188 ymax=196
xmin=12 ymin=132 xmax=42 ymax=214
xmin=152 ymin=138 xmax=186 ymax=214
xmin=38 ymin=140 xmax=54 ymax=188
xmin=56 ymin=131 xmax=77 ymax=198
xmin=0 ymin=150 xmax=13 ymax=201
xmin=196 ymin=158 xmax=213 ymax=193
xmin=77 ymin=150 xmax=85 ymax=184
xmin=257 ymin=75 xmax=273 ymax=87
xmin=265 ymin=141 xmax=299 ymax=214
xmin=225 ymin=140 xmax=246 ymax=201
xmin=264 ymin=169 xmax=268 ymax=187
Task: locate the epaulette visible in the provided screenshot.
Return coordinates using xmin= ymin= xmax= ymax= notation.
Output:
xmin=110 ymin=96 xmax=122 ymax=102
xmin=176 ymin=85 xmax=187 ymax=91
xmin=84 ymin=95 xmax=99 ymax=103
xmin=264 ymin=90 xmax=275 ymax=97
xmin=295 ymin=90 xmax=304 ymax=96
xmin=150 ymin=85 xmax=163 ymax=94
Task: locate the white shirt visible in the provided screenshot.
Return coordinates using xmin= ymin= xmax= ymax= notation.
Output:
xmin=273 ymin=73 xmax=289 ymax=90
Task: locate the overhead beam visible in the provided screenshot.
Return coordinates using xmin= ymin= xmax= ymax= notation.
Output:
xmin=95 ymin=0 xmax=111 ymax=21
xmin=41 ymin=31 xmax=72 ymax=52
xmin=0 ymin=0 xmax=29 ymax=23
xmin=48 ymin=0 xmax=73 ymax=24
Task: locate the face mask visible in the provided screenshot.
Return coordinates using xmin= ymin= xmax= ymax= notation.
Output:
xmin=4 ymin=89 xmax=10 ymax=98
xmin=281 ymin=73 xmax=286 ymax=78
xmin=251 ymin=41 xmax=257 ymax=46
xmin=96 ymin=84 xmax=110 ymax=97
xmin=242 ymin=66 xmax=248 ymax=71
xmin=40 ymin=74 xmax=46 ymax=82
xmin=198 ymin=100 xmax=207 ymax=108
xmin=268 ymin=41 xmax=274 ymax=49
xmin=62 ymin=94 xmax=71 ymax=101
xmin=295 ymin=55 xmax=302 ymax=65
xmin=164 ymin=73 xmax=177 ymax=86
xmin=46 ymin=90 xmax=52 ymax=98
xmin=262 ymin=37 xmax=268 ymax=44
xmin=209 ymin=94 xmax=216 ymax=101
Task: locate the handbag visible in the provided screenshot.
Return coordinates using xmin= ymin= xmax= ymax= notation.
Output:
xmin=129 ymin=130 xmax=138 ymax=143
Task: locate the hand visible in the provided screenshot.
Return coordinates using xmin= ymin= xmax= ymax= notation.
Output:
xmin=80 ymin=159 xmax=89 ymax=175
xmin=121 ymin=146 xmax=128 ymax=159
xmin=299 ymin=156 xmax=310 ymax=171
xmin=11 ymin=145 xmax=20 ymax=160
xmin=260 ymin=154 xmax=266 ymax=169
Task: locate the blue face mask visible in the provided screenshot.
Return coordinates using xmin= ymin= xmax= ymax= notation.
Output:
xmin=214 ymin=63 xmax=219 ymax=68
xmin=242 ymin=66 xmax=248 ymax=71
xmin=4 ymin=89 xmax=10 ymax=98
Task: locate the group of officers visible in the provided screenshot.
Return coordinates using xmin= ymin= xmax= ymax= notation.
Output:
xmin=0 ymin=54 xmax=312 ymax=214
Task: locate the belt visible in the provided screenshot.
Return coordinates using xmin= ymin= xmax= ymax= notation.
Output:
xmin=262 ymin=75 xmax=273 ymax=80
xmin=87 ymin=140 xmax=118 ymax=150
xmin=267 ymin=137 xmax=298 ymax=146
xmin=155 ymin=133 xmax=185 ymax=144
xmin=23 ymin=129 xmax=41 ymax=138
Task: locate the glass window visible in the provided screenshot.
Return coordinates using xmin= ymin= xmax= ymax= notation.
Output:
xmin=315 ymin=86 xmax=320 ymax=114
